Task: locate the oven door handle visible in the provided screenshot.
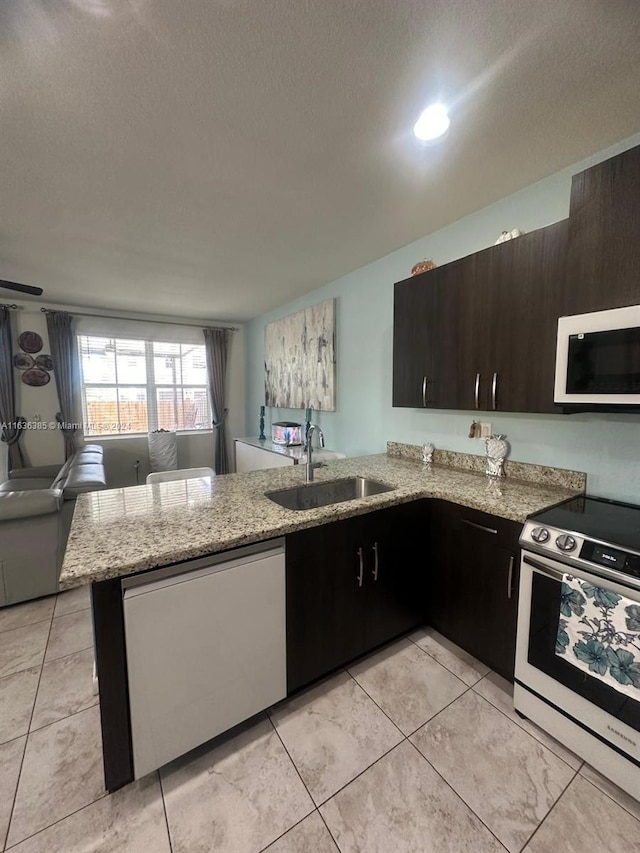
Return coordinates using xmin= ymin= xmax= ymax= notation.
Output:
xmin=522 ymin=555 xmax=565 ymax=582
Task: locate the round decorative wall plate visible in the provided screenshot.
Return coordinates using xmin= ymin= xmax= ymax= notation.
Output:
xmin=18 ymin=331 xmax=44 ymax=353
xmin=35 ymin=354 xmax=54 ymax=371
xmin=21 ymin=367 xmax=50 ymax=387
xmin=13 ymin=353 xmax=35 ymax=370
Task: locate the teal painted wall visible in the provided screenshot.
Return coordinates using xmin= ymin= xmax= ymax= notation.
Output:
xmin=245 ymin=133 xmax=640 ymax=502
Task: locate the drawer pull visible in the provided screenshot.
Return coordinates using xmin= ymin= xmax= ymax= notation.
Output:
xmin=357 ymin=547 xmax=364 ymax=588
xmin=462 ymin=519 xmax=498 ymax=535
xmin=507 ymin=555 xmax=514 ymax=599
xmin=422 ymin=376 xmax=429 ymax=407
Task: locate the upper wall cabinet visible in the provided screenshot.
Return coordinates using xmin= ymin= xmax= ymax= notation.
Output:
xmin=393 ymin=220 xmax=568 ymax=414
xmin=564 ymin=144 xmax=640 ymax=315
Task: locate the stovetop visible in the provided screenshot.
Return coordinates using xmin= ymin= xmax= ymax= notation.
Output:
xmin=530 ymin=495 xmax=640 ymax=554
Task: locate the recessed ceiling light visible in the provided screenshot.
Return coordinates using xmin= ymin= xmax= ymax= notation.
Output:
xmin=413 ymin=104 xmax=450 ymax=141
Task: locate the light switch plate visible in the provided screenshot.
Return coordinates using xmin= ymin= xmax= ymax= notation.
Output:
xmin=479 ymin=422 xmax=492 ymax=439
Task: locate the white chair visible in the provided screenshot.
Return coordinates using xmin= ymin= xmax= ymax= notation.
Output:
xmin=146 ymin=467 xmax=215 ymax=484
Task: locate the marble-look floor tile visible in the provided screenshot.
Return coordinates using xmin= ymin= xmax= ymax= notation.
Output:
xmin=8 ymin=775 xmax=171 ymax=853
xmin=524 ymin=775 xmax=640 ymax=852
xmin=349 ymin=638 xmax=467 ymax=735
xmin=0 ymin=597 xmax=54 ymax=634
xmin=44 ymin=608 xmax=93 ymax=663
xmin=264 ymin=812 xmax=338 ymax=853
xmin=0 ymin=622 xmax=49 ymax=679
xmin=269 ymin=671 xmax=403 ymax=805
xmin=0 ymin=736 xmax=26 ymax=852
xmin=579 ymin=763 xmax=640 ymax=822
xmin=409 ymin=627 xmax=490 ymax=686
xmin=474 ymin=671 xmax=583 ymax=770
xmin=54 ymin=585 xmax=91 ymax=618
xmin=31 ymin=648 xmax=98 ymax=731
xmin=6 ymin=705 xmax=105 ymax=847
xmin=161 ymin=715 xmax=314 ymax=853
xmin=411 ymin=690 xmax=575 ymax=853
xmin=0 ymin=668 xmax=39 ymax=745
xmin=320 ymin=740 xmax=504 ymax=853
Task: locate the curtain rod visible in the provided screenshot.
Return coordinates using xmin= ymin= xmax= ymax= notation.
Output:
xmin=1 ymin=304 xmax=19 ymax=310
xmin=39 ymin=307 xmax=238 ymax=331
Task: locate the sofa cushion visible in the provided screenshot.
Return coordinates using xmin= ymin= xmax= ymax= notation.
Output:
xmin=82 ymin=445 xmax=104 ymax=456
xmin=0 ymin=489 xmax=64 ymax=520
xmin=62 ymin=464 xmax=107 ymax=499
xmin=69 ymin=451 xmax=103 ymax=467
xmin=0 ymin=478 xmax=55 ymax=492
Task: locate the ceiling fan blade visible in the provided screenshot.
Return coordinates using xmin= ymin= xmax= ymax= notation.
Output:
xmin=0 ymin=280 xmax=44 ymax=297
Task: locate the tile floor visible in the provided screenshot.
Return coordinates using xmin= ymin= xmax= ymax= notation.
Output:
xmin=1 ymin=592 xmax=639 ymax=852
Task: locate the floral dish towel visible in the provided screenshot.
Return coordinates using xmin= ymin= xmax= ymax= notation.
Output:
xmin=555 ymin=574 xmax=640 ymax=700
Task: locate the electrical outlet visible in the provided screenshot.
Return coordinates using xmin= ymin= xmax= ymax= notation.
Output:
xmin=479 ymin=422 xmax=492 ymax=439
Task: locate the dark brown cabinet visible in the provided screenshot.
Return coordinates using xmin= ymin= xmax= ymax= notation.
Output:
xmin=565 ymin=144 xmax=640 ymax=315
xmin=392 ymin=276 xmax=437 ymax=408
xmin=363 ymin=501 xmax=428 ymax=650
xmin=392 ymin=222 xmax=568 ymax=414
xmin=428 ymin=501 xmax=520 ymax=681
xmin=286 ymin=502 xmax=427 ymax=693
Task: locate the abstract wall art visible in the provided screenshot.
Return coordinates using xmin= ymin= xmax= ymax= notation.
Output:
xmin=264 ymin=298 xmax=336 ymax=410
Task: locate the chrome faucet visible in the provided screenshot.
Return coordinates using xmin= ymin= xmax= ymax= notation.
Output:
xmin=305 ymin=424 xmax=325 ymax=482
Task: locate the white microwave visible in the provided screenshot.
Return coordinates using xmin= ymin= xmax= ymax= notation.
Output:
xmin=554 ymin=305 xmax=640 ymax=405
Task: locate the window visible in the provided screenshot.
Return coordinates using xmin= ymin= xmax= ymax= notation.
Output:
xmin=78 ymin=336 xmax=211 ymax=436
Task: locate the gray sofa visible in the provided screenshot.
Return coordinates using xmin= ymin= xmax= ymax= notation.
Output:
xmin=0 ymin=445 xmax=107 ymax=607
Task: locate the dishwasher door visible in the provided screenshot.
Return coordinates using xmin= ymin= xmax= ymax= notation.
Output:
xmin=123 ymin=541 xmax=286 ymax=779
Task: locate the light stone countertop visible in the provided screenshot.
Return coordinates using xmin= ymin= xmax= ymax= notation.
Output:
xmin=59 ymin=453 xmax=582 ymax=590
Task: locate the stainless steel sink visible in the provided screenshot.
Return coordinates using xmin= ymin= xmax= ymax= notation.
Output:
xmin=265 ymin=477 xmax=395 ymax=511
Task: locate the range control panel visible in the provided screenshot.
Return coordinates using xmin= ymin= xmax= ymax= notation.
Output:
xmin=520 ymin=521 xmax=640 ymax=581
xmin=520 ymin=522 xmax=585 ymax=559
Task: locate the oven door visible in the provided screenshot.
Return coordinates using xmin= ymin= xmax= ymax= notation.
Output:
xmin=516 ymin=550 xmax=640 ymax=763
xmin=554 ymin=305 xmax=640 ymax=404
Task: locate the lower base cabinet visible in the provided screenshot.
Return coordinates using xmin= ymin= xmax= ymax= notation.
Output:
xmin=286 ymin=502 xmax=428 ymax=693
xmin=428 ymin=500 xmax=520 ymax=681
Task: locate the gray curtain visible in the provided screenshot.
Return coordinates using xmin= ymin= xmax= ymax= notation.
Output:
xmin=46 ymin=310 xmax=81 ymax=459
xmin=203 ymin=327 xmax=231 ymax=474
xmin=0 ymin=306 xmax=26 ymax=470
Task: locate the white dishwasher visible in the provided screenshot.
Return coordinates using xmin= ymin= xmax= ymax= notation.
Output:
xmin=123 ymin=540 xmax=286 ymax=779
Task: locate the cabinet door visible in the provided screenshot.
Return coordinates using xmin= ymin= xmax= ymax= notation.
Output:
xmin=428 ymin=502 xmax=520 ymax=681
xmin=455 ymin=250 xmax=495 ymax=412
xmin=429 ymin=261 xmax=468 ymax=409
xmin=286 ymin=518 xmax=366 ymax=693
xmin=363 ymin=503 xmax=428 ymax=650
xmin=565 ymin=144 xmax=640 ymax=315
xmin=487 ymin=222 xmax=567 ymax=414
xmin=392 ymin=275 xmax=437 ymax=407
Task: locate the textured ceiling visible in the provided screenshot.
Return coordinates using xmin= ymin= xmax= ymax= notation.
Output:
xmin=1 ymin=0 xmax=640 ymax=321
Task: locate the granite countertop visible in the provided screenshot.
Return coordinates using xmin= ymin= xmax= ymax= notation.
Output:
xmin=60 ymin=453 xmax=583 ymax=590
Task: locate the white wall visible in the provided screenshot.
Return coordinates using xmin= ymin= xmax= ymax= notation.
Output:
xmin=246 ymin=131 xmax=640 ymax=503
xmin=8 ymin=301 xmax=244 ymax=486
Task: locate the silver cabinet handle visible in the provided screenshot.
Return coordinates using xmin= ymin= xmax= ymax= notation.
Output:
xmin=422 ymin=376 xmax=429 ymax=407
xmin=491 ymin=372 xmax=498 ymax=411
xmin=507 ymin=555 xmax=514 ymax=599
xmin=372 ymin=542 xmax=379 ymax=581
xmin=462 ymin=518 xmax=498 ymax=535
xmin=474 ymin=373 xmax=481 ymax=409
xmin=357 ymin=547 xmax=364 ymax=588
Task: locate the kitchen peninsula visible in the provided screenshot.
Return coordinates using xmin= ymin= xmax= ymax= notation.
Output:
xmin=61 ymin=444 xmax=584 ymax=791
